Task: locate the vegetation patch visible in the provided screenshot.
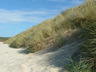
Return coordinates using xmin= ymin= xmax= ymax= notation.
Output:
xmin=0 ymin=37 xmax=10 ymax=42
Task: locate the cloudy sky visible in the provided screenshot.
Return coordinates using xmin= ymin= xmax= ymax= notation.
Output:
xmin=0 ymin=0 xmax=84 ymax=37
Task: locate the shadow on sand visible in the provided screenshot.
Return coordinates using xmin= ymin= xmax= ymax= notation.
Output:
xmin=17 ymin=29 xmax=84 ymax=72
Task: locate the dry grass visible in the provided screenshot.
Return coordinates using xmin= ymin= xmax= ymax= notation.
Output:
xmin=6 ymin=0 xmax=96 ymax=52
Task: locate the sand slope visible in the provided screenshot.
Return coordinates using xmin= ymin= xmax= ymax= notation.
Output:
xmin=0 ymin=41 xmax=79 ymax=72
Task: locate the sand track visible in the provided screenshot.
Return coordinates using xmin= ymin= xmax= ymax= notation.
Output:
xmin=0 ymin=41 xmax=79 ymax=72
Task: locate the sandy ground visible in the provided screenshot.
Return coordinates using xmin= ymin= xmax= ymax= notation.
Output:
xmin=0 ymin=41 xmax=79 ymax=72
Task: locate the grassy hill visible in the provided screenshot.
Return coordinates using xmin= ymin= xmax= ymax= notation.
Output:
xmin=5 ymin=0 xmax=96 ymax=71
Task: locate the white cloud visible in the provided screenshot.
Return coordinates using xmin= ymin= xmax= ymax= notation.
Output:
xmin=0 ymin=9 xmax=60 ymax=24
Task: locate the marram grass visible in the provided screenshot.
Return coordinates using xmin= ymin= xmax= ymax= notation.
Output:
xmin=5 ymin=0 xmax=96 ymax=71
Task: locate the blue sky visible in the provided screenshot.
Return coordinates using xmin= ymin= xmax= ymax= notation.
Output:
xmin=0 ymin=0 xmax=84 ymax=37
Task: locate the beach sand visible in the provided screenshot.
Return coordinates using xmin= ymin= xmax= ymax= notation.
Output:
xmin=0 ymin=41 xmax=79 ymax=72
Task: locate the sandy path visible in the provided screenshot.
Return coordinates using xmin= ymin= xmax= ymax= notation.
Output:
xmin=0 ymin=41 xmax=79 ymax=72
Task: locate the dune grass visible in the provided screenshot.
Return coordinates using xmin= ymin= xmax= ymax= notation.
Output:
xmin=6 ymin=0 xmax=96 ymax=52
xmin=66 ymin=22 xmax=96 ymax=72
xmin=5 ymin=0 xmax=96 ymax=71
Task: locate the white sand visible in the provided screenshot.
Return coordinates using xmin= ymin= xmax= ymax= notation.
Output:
xmin=0 ymin=41 xmax=79 ymax=72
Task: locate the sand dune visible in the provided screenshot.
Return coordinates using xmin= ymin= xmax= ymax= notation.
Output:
xmin=0 ymin=41 xmax=79 ymax=72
